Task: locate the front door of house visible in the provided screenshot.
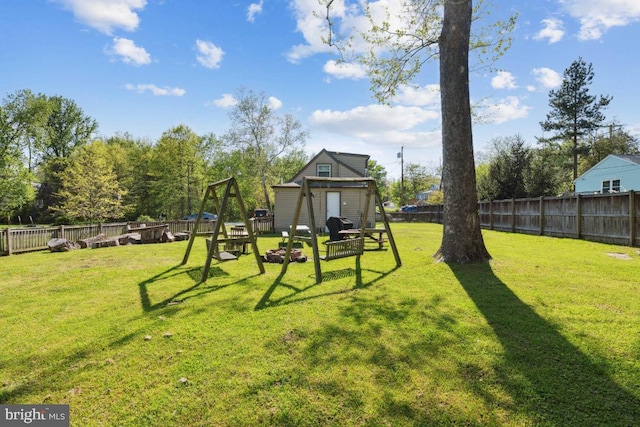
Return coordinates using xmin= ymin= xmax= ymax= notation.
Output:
xmin=326 ymin=192 xmax=341 ymax=220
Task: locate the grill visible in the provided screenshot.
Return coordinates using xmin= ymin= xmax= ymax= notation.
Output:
xmin=325 ymin=216 xmax=354 ymax=241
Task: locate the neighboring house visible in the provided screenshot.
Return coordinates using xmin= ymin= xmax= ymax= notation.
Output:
xmin=414 ymin=184 xmax=441 ymax=206
xmin=574 ymin=154 xmax=640 ymax=194
xmin=272 ymin=149 xmax=376 ymax=232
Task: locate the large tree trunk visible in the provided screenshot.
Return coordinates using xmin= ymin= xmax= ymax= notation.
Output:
xmin=435 ymin=0 xmax=491 ymax=263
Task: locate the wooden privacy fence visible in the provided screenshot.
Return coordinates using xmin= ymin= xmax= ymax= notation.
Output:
xmin=388 ymin=191 xmax=640 ymax=247
xmin=0 ymin=220 xmax=219 ymax=256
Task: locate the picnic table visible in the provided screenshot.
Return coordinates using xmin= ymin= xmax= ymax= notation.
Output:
xmin=338 ymin=228 xmax=387 ymax=249
xmin=282 ymin=225 xmax=312 ymax=243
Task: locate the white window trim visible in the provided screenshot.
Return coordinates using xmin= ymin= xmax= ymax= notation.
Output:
xmin=317 ymin=164 xmax=331 ymax=177
xmin=602 ymin=179 xmax=621 ymax=193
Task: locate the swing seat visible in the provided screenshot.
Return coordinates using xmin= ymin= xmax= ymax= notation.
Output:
xmin=206 ymin=238 xmax=239 ymax=261
xmin=320 ymin=237 xmax=364 ymax=261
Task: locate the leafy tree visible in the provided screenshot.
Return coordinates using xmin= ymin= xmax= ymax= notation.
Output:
xmin=0 ymin=154 xmax=34 ymax=222
xmin=426 ymin=190 xmax=444 ymax=205
xmin=525 ymin=147 xmax=566 ymax=197
xmin=324 ymin=0 xmax=515 ymax=262
xmin=53 ymin=141 xmax=126 ymax=223
xmin=0 ymin=90 xmax=51 ymax=172
xmin=540 ymin=57 xmax=611 ymax=183
xmin=476 ymin=135 xmax=531 ymax=200
xmin=104 ymin=133 xmax=156 ymax=220
xmin=224 ymin=88 xmax=308 ymax=211
xmin=367 ymin=159 xmax=389 ymax=200
xmin=404 ymin=162 xmax=439 ymax=201
xmin=578 ymin=123 xmax=639 ymax=175
xmin=41 ymin=96 xmax=98 ymax=160
xmin=148 ymin=125 xmax=210 ymax=219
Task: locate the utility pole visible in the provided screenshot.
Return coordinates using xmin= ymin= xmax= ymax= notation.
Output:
xmin=398 ymin=146 xmax=404 ymax=206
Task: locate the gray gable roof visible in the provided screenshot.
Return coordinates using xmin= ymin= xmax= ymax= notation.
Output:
xmin=613 ymin=154 xmax=640 ymax=165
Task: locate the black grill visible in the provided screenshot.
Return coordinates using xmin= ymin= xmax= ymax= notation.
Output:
xmin=326 ymin=216 xmax=354 ymax=241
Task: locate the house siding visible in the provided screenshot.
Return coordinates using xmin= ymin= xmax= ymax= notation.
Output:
xmin=574 ymin=155 xmax=640 ymax=193
xmin=289 ymin=151 xmax=369 ymax=182
xmin=274 ymin=186 xmax=377 ymax=232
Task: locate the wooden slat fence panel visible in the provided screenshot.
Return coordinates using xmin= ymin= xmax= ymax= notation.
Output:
xmin=514 ymin=198 xmax=541 ymax=235
xmin=490 ymin=200 xmax=513 ymax=232
xmin=579 ymin=193 xmax=630 ymax=245
xmin=543 ymin=196 xmax=578 ymax=238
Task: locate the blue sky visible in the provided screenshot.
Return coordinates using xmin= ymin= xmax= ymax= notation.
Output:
xmin=2 ymin=0 xmax=639 ymax=179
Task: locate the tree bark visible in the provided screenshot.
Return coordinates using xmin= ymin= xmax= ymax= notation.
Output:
xmin=435 ymin=0 xmax=491 ymax=263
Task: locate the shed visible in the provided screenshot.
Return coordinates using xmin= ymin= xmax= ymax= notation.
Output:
xmin=273 ymin=149 xmax=375 ymax=232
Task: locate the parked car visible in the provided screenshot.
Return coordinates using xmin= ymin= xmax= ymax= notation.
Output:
xmin=181 ymin=212 xmax=217 ymax=221
xmin=253 ymin=209 xmax=270 ymax=218
xmin=400 ymin=205 xmax=418 ymax=213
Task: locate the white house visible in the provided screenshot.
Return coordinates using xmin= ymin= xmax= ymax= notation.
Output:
xmin=574 ymin=154 xmax=640 ymax=194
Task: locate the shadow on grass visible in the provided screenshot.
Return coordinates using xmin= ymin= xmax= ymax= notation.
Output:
xmin=137 ymin=263 xmax=262 ymax=312
xmin=449 ymin=262 xmax=640 ymax=425
xmin=254 ymin=258 xmax=399 ymax=310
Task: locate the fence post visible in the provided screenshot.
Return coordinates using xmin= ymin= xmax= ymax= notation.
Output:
xmin=99 ymin=222 xmax=103 ymax=235
xmin=630 ymin=190 xmax=636 ymax=247
xmin=59 ymin=225 xmax=65 ymax=239
xmin=488 ymin=200 xmax=493 ymax=230
xmin=576 ymin=194 xmax=582 ymax=239
xmin=539 ymin=196 xmax=545 ymax=236
xmin=6 ymin=228 xmax=12 ymax=256
xmin=511 ymin=198 xmax=516 ymax=233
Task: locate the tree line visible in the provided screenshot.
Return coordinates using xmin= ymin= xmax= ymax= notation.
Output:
xmin=0 ymin=88 xmax=308 ymax=225
xmin=477 ymin=58 xmax=638 ymax=201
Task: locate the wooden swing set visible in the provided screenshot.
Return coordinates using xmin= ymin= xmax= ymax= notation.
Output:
xmin=182 ymin=177 xmax=265 ymax=282
xmin=280 ymin=176 xmax=401 ymax=283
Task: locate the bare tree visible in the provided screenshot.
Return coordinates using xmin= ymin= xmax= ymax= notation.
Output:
xmin=224 ymin=88 xmax=308 ymax=210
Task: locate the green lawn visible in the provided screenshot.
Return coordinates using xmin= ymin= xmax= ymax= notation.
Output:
xmin=1 ymin=223 xmax=639 ymax=426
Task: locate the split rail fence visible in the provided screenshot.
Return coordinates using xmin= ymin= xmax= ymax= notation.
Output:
xmin=388 ymin=191 xmax=640 ymax=247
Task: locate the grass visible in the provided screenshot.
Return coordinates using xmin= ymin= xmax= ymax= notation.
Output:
xmin=1 ymin=223 xmax=639 ymax=426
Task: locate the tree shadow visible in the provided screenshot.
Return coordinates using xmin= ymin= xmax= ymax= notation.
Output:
xmin=254 ymin=259 xmax=399 ymax=310
xmin=137 ymin=263 xmax=232 ymax=312
xmin=449 ymin=262 xmax=640 ymax=425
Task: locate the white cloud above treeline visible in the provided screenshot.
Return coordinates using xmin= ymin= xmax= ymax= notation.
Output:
xmin=53 ymin=0 xmax=147 ymax=34
xmin=108 ymin=37 xmax=151 ymax=65
xmin=196 ymin=39 xmax=225 ymax=69
xmin=125 ymin=83 xmax=185 ymax=96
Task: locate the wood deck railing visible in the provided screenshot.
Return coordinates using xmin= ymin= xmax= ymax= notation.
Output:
xmin=0 ymin=221 xmax=217 ymax=255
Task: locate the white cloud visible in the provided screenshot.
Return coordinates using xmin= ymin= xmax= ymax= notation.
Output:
xmin=108 ymin=37 xmax=150 ymax=65
xmin=309 ymin=104 xmax=439 ymax=148
xmin=196 ymin=39 xmax=224 ymax=69
xmin=532 ymin=67 xmax=562 ymax=90
xmin=53 ymin=0 xmax=146 ymax=34
xmin=491 ymin=71 xmax=518 ymax=90
xmin=247 ymin=0 xmax=264 ymax=22
xmin=287 ymin=0 xmax=418 ymax=63
xmin=125 ymin=84 xmax=185 ymax=96
xmin=268 ymin=96 xmax=283 ymax=110
xmin=392 ymin=84 xmax=440 ymax=106
xmin=209 ymin=94 xmax=281 ymax=110
xmin=480 ymin=96 xmax=531 ymax=124
xmin=323 ymin=60 xmax=367 ymax=80
xmin=210 ymin=94 xmax=237 ymax=108
xmin=559 ymin=0 xmax=640 ymax=40
xmin=534 ymin=18 xmax=564 ymax=44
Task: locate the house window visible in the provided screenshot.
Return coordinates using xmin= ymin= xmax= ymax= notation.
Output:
xmin=602 ymin=179 xmax=621 ymax=193
xmin=317 ymin=164 xmax=331 ymax=177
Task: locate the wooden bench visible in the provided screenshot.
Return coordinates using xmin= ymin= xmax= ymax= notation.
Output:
xmin=320 ymin=237 xmax=364 ymax=261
